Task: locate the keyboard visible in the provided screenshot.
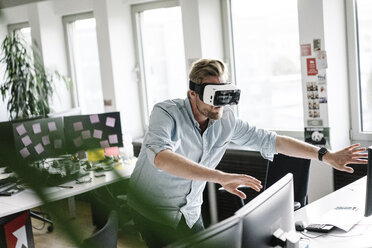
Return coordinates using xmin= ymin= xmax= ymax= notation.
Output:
xmin=0 ymin=176 xmax=18 ymax=187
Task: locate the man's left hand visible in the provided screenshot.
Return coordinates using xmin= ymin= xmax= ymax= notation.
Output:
xmin=323 ymin=144 xmax=368 ymax=173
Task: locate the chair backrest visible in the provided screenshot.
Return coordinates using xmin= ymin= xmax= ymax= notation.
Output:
xmin=83 ymin=210 xmax=118 ymax=248
xmin=264 ymin=154 xmax=311 ymax=207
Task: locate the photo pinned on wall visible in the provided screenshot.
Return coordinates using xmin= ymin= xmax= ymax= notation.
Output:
xmin=305 ymin=127 xmax=330 ymax=148
xmin=316 ymin=50 xmax=328 ymax=69
xmin=301 ymin=43 xmax=311 ymax=56
xmin=306 ymin=81 xmax=321 ymax=118
xmin=318 ymin=73 xmax=326 ymax=83
xmin=319 ymin=97 xmax=327 ymax=104
xmin=313 ymin=39 xmax=321 ymax=51
xmin=307 ymin=58 xmax=318 ymax=76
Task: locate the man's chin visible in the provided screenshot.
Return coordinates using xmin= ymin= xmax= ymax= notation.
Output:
xmin=208 ymin=109 xmax=223 ymax=120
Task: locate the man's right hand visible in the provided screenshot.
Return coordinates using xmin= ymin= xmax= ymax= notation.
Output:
xmin=219 ymin=173 xmax=263 ymax=199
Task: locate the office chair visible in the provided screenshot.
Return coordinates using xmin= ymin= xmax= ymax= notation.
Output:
xmin=83 ymin=210 xmax=119 ymax=248
xmin=218 ymin=154 xmax=310 ymax=211
xmin=265 ymin=153 xmax=311 ymax=210
xmin=30 ymin=210 xmax=54 ymax=232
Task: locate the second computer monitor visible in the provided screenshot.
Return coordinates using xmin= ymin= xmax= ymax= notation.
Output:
xmin=365 ymin=146 xmax=372 ymax=217
xmin=235 ymin=173 xmax=295 ymax=248
xmin=63 ymin=112 xmax=123 ymax=153
xmin=167 ymin=214 xmax=242 ymax=248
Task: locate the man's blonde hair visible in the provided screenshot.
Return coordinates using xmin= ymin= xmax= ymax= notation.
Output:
xmin=188 ymin=59 xmax=227 ymax=84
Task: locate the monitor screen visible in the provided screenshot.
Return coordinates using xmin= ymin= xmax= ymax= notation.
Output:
xmin=365 ymin=146 xmax=372 ymax=217
xmin=167 ymin=215 xmax=242 ymax=248
xmin=235 ymin=173 xmax=295 ymax=248
xmin=63 ymin=112 xmax=123 ymax=153
xmin=11 ymin=117 xmax=66 ymax=163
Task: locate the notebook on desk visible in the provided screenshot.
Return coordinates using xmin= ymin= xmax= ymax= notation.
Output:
xmin=310 ymin=206 xmax=364 ymax=232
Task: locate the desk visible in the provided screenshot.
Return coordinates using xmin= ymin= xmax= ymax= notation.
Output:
xmin=295 ymin=176 xmax=372 ymax=247
xmin=0 ymin=160 xmax=135 ymax=218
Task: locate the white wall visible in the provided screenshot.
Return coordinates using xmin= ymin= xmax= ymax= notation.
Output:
xmin=180 ymin=0 xmax=224 ymax=72
xmin=93 ymin=0 xmax=143 ymax=138
xmin=298 ymin=0 xmax=351 ymax=202
xmin=29 ymin=1 xmax=72 ymax=113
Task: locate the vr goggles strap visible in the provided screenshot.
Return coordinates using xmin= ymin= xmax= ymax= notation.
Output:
xmin=189 ymin=80 xmax=204 ymax=100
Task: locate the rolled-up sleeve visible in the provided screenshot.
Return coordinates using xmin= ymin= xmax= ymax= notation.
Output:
xmin=231 ymin=118 xmax=277 ymax=161
xmin=145 ymin=105 xmax=176 ymax=166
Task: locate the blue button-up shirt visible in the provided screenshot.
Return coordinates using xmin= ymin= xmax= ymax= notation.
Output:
xmin=128 ymin=98 xmax=277 ymax=228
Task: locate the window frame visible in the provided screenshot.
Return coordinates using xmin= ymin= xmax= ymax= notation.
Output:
xmin=220 ymin=0 xmax=304 ymax=140
xmin=346 ymin=0 xmax=372 ymax=141
xmin=131 ymin=0 xmax=181 ymax=128
xmin=62 ymin=12 xmax=95 ymax=111
xmin=7 ymin=22 xmax=30 ymax=34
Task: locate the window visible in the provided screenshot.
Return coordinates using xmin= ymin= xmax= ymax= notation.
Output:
xmin=8 ymin=22 xmax=32 ymax=50
xmin=132 ymin=1 xmax=187 ymax=122
xmin=347 ymin=0 xmax=372 ymax=140
xmin=63 ymin=13 xmax=104 ymax=114
xmin=226 ymin=0 xmax=303 ymax=132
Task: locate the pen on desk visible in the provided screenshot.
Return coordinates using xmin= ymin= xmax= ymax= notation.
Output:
xmin=57 ymin=185 xmax=74 ymax=189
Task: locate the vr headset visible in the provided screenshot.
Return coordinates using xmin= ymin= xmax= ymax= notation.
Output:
xmin=189 ymin=80 xmax=241 ymax=106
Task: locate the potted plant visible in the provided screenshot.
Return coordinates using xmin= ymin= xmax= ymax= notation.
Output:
xmin=0 ymin=30 xmax=70 ymax=120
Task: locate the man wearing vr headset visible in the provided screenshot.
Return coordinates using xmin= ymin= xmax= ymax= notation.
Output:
xmin=128 ymin=59 xmax=367 ymax=248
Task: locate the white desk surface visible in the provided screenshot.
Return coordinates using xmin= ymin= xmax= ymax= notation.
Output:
xmin=295 ymin=176 xmax=372 ymax=248
xmin=0 ymin=160 xmax=135 ymax=218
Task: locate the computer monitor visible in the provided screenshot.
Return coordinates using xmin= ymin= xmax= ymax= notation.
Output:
xmin=365 ymin=146 xmax=372 ymax=217
xmin=167 ymin=215 xmax=242 ymax=248
xmin=235 ymin=173 xmax=295 ymax=248
xmin=63 ymin=112 xmax=123 ymax=153
xmin=0 ymin=116 xmax=66 ymax=165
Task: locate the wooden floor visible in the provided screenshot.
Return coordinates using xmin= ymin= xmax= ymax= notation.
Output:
xmin=32 ymin=199 xmax=147 ymax=248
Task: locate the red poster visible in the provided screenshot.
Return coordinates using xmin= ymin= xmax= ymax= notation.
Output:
xmin=4 ymin=211 xmax=32 ymax=248
xmin=307 ymin=58 xmax=318 ymax=76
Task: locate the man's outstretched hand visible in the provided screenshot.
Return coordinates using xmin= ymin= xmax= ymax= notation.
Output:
xmin=219 ymin=173 xmax=263 ymax=199
xmin=324 ymin=143 xmax=368 ymax=173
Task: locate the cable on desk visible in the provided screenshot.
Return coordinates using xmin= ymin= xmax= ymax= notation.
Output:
xmin=299 ymin=231 xmax=326 ymax=239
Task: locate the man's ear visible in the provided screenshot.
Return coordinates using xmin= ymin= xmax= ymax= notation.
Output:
xmin=188 ymin=90 xmax=196 ymax=99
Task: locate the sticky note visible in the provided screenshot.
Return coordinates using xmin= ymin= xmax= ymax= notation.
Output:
xmin=42 ymin=135 xmax=50 ymax=145
xmin=93 ymin=129 xmax=103 ymax=139
xmin=20 ymin=147 xmax=30 ymax=158
xmin=48 ymin=122 xmax=57 ymax=132
xmin=108 ymin=134 xmax=118 ymax=144
xmin=16 ymin=124 xmax=27 ymax=136
xmin=73 ymin=121 xmax=83 ymax=132
xmin=87 ymin=148 xmax=105 ymax=162
xmin=105 ymin=146 xmax=119 ymax=156
xmin=54 ymin=139 xmax=62 ymax=149
xmin=34 ymin=143 xmax=44 ymax=154
xmin=21 ymin=135 xmax=32 ymax=147
xmin=81 ymin=130 xmax=91 ymax=139
xmin=106 ymin=117 xmax=115 ymax=127
xmin=32 ymin=123 xmax=41 ymax=134
xmin=90 ymin=115 xmax=99 ymax=124
xmin=100 ymin=140 xmax=110 ymax=148
xmin=73 ymin=137 xmax=83 ymax=147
